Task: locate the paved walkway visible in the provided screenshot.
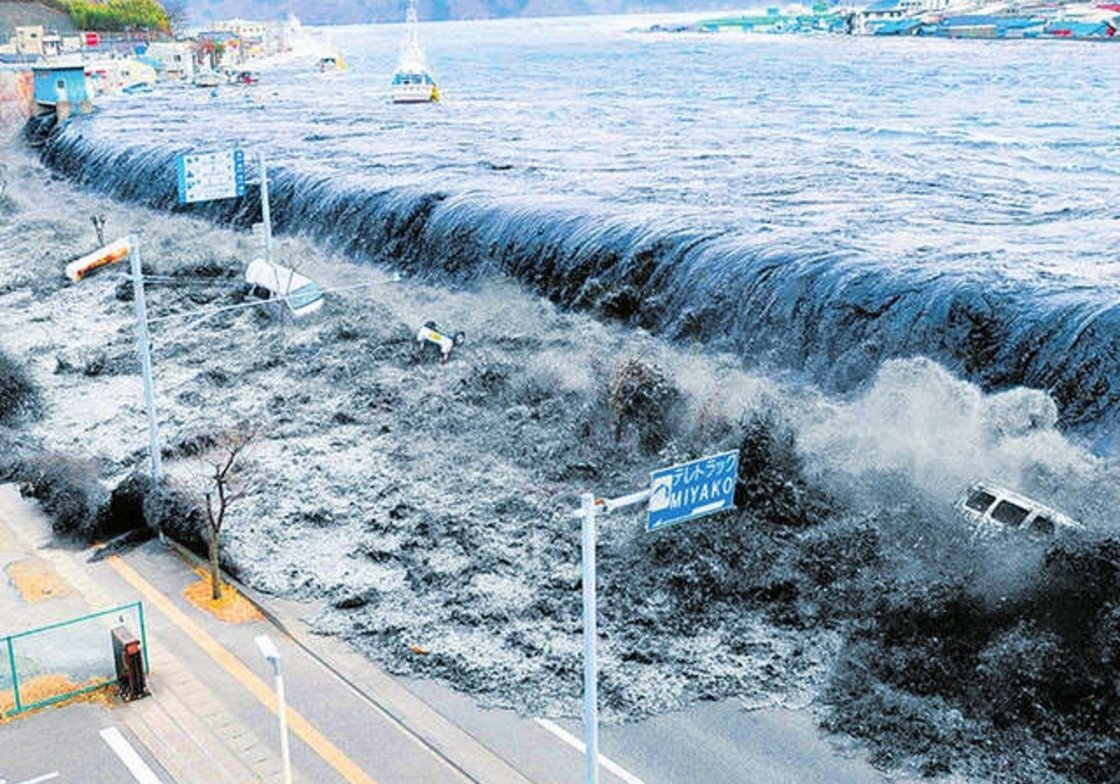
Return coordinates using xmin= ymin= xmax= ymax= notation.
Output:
xmin=0 ymin=485 xmax=532 ymax=784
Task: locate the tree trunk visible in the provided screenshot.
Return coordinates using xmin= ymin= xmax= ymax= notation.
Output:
xmin=209 ymin=531 xmax=222 ymax=601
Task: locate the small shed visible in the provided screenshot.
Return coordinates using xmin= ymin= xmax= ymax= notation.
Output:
xmin=32 ymin=64 xmax=91 ymax=117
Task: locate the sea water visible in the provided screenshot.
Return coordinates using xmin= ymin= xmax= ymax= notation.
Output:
xmin=40 ymin=15 xmax=1120 ymax=438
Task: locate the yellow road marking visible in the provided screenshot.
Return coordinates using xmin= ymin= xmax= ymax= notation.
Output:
xmin=106 ymin=556 xmax=378 ymax=784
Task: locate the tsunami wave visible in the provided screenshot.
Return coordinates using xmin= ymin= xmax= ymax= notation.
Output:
xmin=29 ymin=116 xmax=1120 ymax=443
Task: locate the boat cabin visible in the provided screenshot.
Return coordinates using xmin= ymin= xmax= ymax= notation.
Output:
xmin=392 ymin=71 xmax=434 ymax=87
xmin=955 ymin=481 xmax=1082 ymax=539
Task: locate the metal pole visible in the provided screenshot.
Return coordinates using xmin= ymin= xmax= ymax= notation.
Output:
xmin=275 ymin=667 xmax=292 ymax=784
xmin=6 ymin=636 xmax=22 ymax=715
xmin=129 ymin=236 xmax=162 ymax=485
xmin=137 ymin=601 xmax=150 ymax=674
xmin=259 ymin=152 xmax=272 ymax=266
xmin=580 ymin=492 xmax=599 ymax=784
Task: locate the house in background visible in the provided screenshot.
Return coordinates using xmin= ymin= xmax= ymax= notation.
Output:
xmin=144 ymin=41 xmax=197 ymax=80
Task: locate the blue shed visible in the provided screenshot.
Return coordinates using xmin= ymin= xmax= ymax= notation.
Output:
xmin=32 ymin=64 xmax=92 ymax=117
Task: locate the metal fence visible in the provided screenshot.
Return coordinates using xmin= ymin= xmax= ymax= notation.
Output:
xmin=1 ymin=601 xmax=148 ymax=718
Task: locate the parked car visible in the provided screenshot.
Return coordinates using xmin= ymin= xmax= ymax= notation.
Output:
xmin=955 ymin=481 xmax=1082 ymax=539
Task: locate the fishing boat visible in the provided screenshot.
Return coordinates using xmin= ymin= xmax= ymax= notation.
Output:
xmin=391 ymin=0 xmax=439 ymax=103
xmin=318 ymin=55 xmax=347 ymax=72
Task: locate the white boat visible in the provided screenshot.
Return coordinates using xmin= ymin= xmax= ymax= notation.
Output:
xmin=391 ymin=0 xmax=439 ymax=103
xmin=244 ymin=258 xmax=325 ymax=318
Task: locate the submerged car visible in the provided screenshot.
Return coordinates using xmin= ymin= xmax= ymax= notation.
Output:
xmin=955 ymin=481 xmax=1083 ymax=539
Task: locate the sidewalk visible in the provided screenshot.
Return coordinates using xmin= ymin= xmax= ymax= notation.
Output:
xmin=0 ymin=485 xmax=536 ymax=784
xmin=0 ymin=485 xmax=291 ymax=784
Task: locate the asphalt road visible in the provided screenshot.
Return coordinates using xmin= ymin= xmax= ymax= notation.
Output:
xmin=0 ymin=702 xmax=172 ymax=784
xmin=113 ymin=541 xmax=892 ymax=784
xmin=402 ymin=678 xmax=889 ymax=784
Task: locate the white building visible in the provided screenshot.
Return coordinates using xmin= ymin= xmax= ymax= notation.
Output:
xmin=145 ymin=41 xmax=196 ymax=80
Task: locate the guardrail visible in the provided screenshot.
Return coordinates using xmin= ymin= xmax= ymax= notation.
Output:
xmin=1 ymin=600 xmax=148 ymax=717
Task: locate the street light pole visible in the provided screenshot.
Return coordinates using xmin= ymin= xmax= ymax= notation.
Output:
xmin=255 ymin=634 xmax=292 ymax=784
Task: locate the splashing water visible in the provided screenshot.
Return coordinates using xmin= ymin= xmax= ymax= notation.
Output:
xmin=27 ymin=19 xmax=1120 ymax=447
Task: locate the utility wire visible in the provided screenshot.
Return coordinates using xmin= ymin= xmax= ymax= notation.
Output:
xmin=147 ymin=278 xmax=400 ymax=327
xmin=149 ymin=278 xmax=405 ymax=344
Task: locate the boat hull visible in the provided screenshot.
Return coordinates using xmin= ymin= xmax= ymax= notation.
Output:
xmin=392 ymin=84 xmax=437 ymax=103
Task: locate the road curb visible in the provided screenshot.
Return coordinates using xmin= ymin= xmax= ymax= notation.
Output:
xmin=158 ymin=536 xmax=534 ymax=784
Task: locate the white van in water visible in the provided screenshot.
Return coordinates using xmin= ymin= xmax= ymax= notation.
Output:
xmin=244 ymin=258 xmax=324 ymax=319
xmin=955 ymin=481 xmax=1083 ymax=539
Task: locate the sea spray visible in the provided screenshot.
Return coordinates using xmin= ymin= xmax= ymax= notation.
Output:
xmin=6 ymin=141 xmax=1120 ymax=779
xmin=29 ymin=117 xmax=1120 ymax=446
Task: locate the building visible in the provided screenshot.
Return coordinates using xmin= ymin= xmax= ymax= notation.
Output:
xmin=0 ymin=63 xmax=35 ymax=124
xmin=85 ymin=58 xmax=157 ymax=95
xmin=194 ymin=30 xmax=242 ymax=69
xmin=31 ymin=63 xmax=91 ymax=119
xmin=855 ymin=0 xmax=951 ymax=33
xmin=207 ymin=17 xmax=295 ymax=57
xmin=144 ymin=41 xmax=196 ymax=80
xmin=0 ymin=3 xmax=77 ymax=55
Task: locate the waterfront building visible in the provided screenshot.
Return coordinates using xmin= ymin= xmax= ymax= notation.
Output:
xmin=31 ymin=62 xmax=90 ymax=119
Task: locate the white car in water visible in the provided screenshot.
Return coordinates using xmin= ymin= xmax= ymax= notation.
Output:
xmin=955 ymin=481 xmax=1083 ymax=539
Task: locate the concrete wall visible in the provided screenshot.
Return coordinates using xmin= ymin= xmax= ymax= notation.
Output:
xmin=0 ymin=69 xmax=34 ymax=126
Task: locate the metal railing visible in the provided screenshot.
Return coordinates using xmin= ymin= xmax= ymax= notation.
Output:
xmin=1 ymin=601 xmax=148 ymax=717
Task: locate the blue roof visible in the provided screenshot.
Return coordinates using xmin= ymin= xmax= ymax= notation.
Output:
xmin=864 ymin=0 xmax=901 ymax=10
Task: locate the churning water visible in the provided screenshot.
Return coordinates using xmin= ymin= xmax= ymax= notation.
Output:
xmin=35 ymin=16 xmax=1120 ymax=441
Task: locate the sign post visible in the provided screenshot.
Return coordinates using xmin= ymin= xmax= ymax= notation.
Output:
xmin=175 ymin=149 xmax=246 ymax=205
xmin=569 ymin=449 xmax=739 ymax=784
xmin=258 ymin=152 xmax=273 ymax=265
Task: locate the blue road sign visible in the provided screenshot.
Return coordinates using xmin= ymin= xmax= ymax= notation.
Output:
xmin=176 ymin=148 xmax=246 ymax=204
xmin=647 ymin=450 xmax=739 ymax=532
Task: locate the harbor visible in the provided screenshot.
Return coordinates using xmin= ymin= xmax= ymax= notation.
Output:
xmin=650 ymin=0 xmax=1120 ymax=40
xmin=0 ymin=7 xmax=302 ymax=122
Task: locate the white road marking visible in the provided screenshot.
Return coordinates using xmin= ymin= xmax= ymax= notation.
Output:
xmin=99 ymin=727 xmax=164 ymax=784
xmin=14 ymin=774 xmax=60 ymax=784
xmin=534 ymin=718 xmax=649 ymax=784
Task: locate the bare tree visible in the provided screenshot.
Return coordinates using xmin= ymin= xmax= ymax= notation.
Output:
xmin=199 ymin=423 xmax=260 ymax=600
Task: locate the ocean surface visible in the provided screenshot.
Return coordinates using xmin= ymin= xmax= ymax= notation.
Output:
xmin=38 ymin=16 xmax=1120 ymax=442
